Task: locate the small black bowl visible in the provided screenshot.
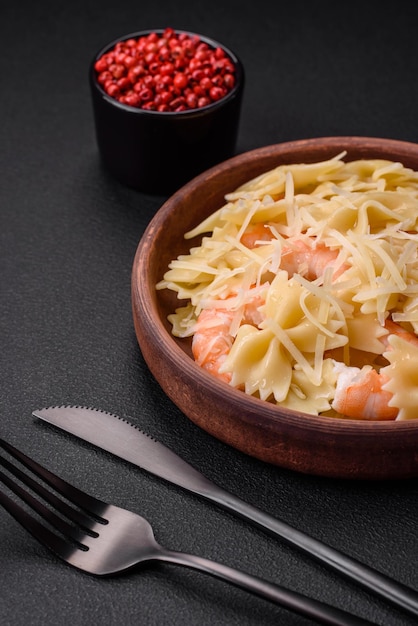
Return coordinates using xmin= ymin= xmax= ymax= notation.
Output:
xmin=89 ymin=29 xmax=245 ymax=194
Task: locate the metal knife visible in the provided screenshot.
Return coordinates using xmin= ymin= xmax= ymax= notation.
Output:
xmin=33 ymin=405 xmax=418 ymax=619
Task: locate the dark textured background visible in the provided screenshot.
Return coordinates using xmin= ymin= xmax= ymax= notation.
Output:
xmin=1 ymin=2 xmax=418 ymax=625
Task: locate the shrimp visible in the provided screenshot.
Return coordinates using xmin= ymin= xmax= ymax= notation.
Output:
xmin=240 ymin=225 xmax=347 ymax=280
xmin=383 ymin=319 xmax=418 ymax=348
xmin=331 ymin=364 xmax=397 ymax=420
xmin=191 ymin=293 xmax=264 ymax=382
xmin=240 ymin=223 xmax=274 ymax=248
xmin=280 ymin=240 xmax=348 ymax=281
xmin=192 ymin=309 xmax=235 ymax=382
xmin=332 ymin=320 xmax=418 ymax=420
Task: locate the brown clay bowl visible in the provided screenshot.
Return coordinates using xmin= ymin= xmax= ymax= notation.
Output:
xmin=131 ymin=136 xmax=418 ymax=480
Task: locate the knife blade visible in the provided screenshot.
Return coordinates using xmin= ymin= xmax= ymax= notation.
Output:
xmin=33 ymin=405 xmax=418 ymax=619
xmin=33 ymin=405 xmax=214 ymax=494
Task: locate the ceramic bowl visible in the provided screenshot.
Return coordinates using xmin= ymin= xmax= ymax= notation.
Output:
xmin=131 ymin=136 xmax=418 ymax=479
xmin=89 ymin=29 xmax=244 ymax=194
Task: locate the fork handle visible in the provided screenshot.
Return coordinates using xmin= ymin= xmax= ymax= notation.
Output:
xmin=157 ymin=548 xmax=376 ymax=625
xmin=199 ymin=484 xmax=418 ymax=618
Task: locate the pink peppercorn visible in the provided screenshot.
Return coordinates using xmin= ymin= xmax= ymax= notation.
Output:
xmin=94 ymin=28 xmax=237 ymax=112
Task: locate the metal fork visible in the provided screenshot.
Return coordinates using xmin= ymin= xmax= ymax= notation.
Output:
xmin=0 ymin=438 xmax=377 ymax=626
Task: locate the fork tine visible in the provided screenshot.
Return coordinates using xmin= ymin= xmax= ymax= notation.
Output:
xmin=0 ymin=455 xmax=100 ymax=535
xmin=0 ymin=438 xmax=107 ymax=519
xmin=0 ymin=438 xmax=109 ymax=551
xmin=0 ymin=463 xmax=91 ymax=544
xmin=0 ymin=487 xmax=74 ymax=558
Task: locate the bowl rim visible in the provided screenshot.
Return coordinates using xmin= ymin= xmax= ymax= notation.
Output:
xmin=133 ymin=135 xmax=418 ymax=435
xmin=89 ymin=28 xmax=245 ymax=117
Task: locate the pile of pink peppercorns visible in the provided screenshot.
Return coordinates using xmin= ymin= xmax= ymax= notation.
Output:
xmin=94 ymin=27 xmax=237 ymax=112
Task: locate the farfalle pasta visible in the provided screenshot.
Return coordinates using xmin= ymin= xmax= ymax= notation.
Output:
xmin=157 ymin=153 xmax=418 ymax=420
xmin=381 ymin=335 xmax=418 ymax=420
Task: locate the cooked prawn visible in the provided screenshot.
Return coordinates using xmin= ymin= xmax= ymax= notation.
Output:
xmin=239 ymin=223 xmax=274 ymax=249
xmin=383 ymin=319 xmax=418 ymax=348
xmin=332 ymin=320 xmax=418 ymax=420
xmin=240 ymin=225 xmax=347 ymax=280
xmin=191 ymin=294 xmax=264 ymax=382
xmin=280 ymin=239 xmax=348 ymax=281
xmin=192 ymin=309 xmax=235 ymax=382
xmin=331 ymin=364 xmax=397 ymax=420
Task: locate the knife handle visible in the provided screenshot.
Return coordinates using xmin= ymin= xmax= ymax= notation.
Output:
xmin=200 ymin=483 xmax=418 ymax=619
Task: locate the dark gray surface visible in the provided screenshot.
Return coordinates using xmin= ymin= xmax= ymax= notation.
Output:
xmin=1 ymin=2 xmax=418 ymax=625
